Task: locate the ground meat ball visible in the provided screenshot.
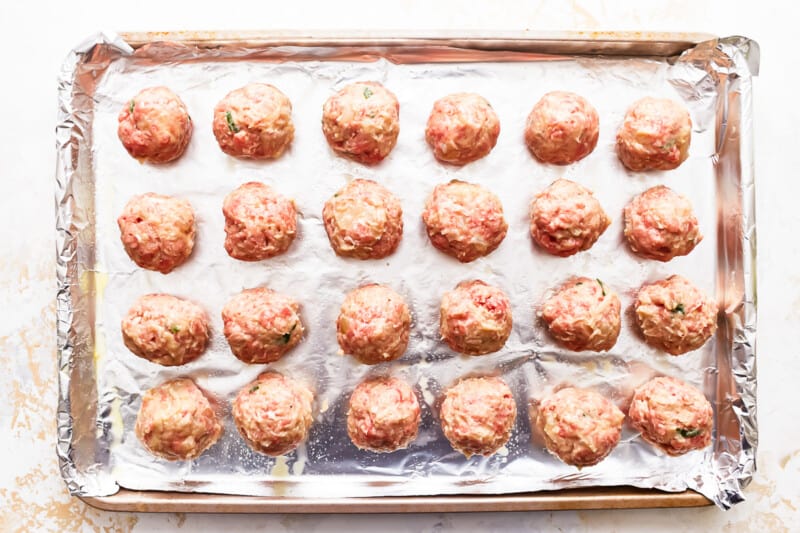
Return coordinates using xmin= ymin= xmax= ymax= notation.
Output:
xmin=440 ymin=376 xmax=517 ymax=458
xmin=422 ymin=180 xmax=508 ymax=263
xmin=212 ymin=83 xmax=294 ymax=159
xmin=117 ymin=86 xmax=193 ymax=164
xmin=337 ymin=284 xmax=411 ymax=365
xmin=347 ymin=376 xmax=421 ymax=452
xmin=529 ymin=179 xmax=610 ymax=257
xmin=634 ymin=275 xmax=718 ymax=355
xmin=233 ymin=373 xmax=314 ymax=456
xmin=121 ymin=294 xmax=209 ymax=366
xmin=222 ymin=182 xmax=297 ymax=261
xmin=117 ymin=193 xmax=196 ymax=274
xmin=222 ymin=287 xmax=304 ymax=364
xmin=425 ymin=93 xmax=500 ymax=165
xmin=624 ymin=185 xmax=702 ymax=261
xmin=616 ymin=97 xmax=692 ymax=171
xmin=536 ymin=387 xmax=624 ymax=467
xmin=524 ymin=91 xmax=599 ymax=165
xmin=539 ymin=277 xmax=621 ymax=352
xmin=628 ymin=376 xmax=713 ymax=455
xmin=322 ymin=179 xmax=403 ymax=259
xmin=135 ymin=378 xmax=222 ymax=461
xmin=440 ymin=280 xmax=512 ymax=356
xmin=321 ymin=82 xmax=400 ymax=164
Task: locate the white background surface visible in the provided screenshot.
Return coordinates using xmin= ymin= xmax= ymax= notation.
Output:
xmin=0 ymin=0 xmax=796 ymax=531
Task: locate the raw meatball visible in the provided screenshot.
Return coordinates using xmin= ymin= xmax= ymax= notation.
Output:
xmin=222 ymin=287 xmax=304 ymax=364
xmin=616 ymin=97 xmax=691 ymax=171
xmin=135 ymin=378 xmax=222 ymax=461
xmin=628 ymin=376 xmax=713 ymax=455
xmin=322 ymin=82 xmax=400 ymax=164
xmin=323 ymin=179 xmax=403 ymax=259
xmin=122 ymin=294 xmax=209 ymax=366
xmin=233 ymin=373 xmax=314 ymax=456
xmin=212 ymin=83 xmax=294 ymax=159
xmin=440 ymin=376 xmax=517 ymax=458
xmin=624 ymin=185 xmax=702 ymax=261
xmin=524 ymin=91 xmax=599 ymax=165
xmin=347 ymin=376 xmax=421 ymax=452
xmin=539 ymin=277 xmax=621 ymax=352
xmin=536 ymin=387 xmax=624 ymax=467
xmin=634 ymin=275 xmax=718 ymax=355
xmin=425 ymin=93 xmax=500 ymax=165
xmin=117 ymin=86 xmax=193 ymax=164
xmin=337 ymin=284 xmax=411 ymax=365
xmin=440 ymin=280 xmax=512 ymax=356
xmin=117 ymin=193 xmax=196 ymax=274
xmin=422 ymin=180 xmax=508 ymax=263
xmin=529 ymin=179 xmax=610 ymax=257
xmin=222 ymin=182 xmax=297 ymax=261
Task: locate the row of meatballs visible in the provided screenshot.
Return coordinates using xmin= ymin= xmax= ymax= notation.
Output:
xmin=123 ymin=275 xmax=717 ymax=372
xmin=135 ymin=373 xmax=713 ymax=466
xmin=119 ymin=83 xmax=691 ymax=171
xmin=118 ymin=178 xmax=703 ymax=274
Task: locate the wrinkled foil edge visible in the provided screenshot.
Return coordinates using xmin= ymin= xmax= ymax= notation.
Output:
xmin=673 ymin=35 xmax=759 ymax=509
xmin=717 ymin=35 xmax=758 ymax=509
xmin=56 ymin=32 xmax=131 ymax=497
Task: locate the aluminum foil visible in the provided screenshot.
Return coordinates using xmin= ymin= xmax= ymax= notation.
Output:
xmin=56 ymin=32 xmax=759 ymax=509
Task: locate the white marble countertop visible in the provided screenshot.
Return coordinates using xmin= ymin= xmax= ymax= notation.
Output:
xmin=1 ymin=0 xmax=796 ymax=530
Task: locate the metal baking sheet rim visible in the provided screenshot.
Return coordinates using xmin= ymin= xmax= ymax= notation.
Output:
xmin=78 ymin=486 xmax=711 ymax=513
xmin=55 ymin=30 xmax=758 ymax=512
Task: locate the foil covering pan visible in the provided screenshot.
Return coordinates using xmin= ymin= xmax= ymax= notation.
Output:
xmin=56 ymin=31 xmax=758 ymax=510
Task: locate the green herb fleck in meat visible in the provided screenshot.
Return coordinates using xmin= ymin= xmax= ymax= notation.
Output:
xmin=250 ymin=385 xmax=259 ymax=393
xmin=278 ymin=323 xmax=297 ymax=345
xmin=363 ymin=87 xmax=373 ymax=99
xmin=169 ymin=325 xmax=181 ymax=334
xmin=129 ymin=100 xmax=135 ymax=114
xmin=662 ymin=139 xmax=676 ymax=152
xmin=226 ymin=111 xmax=240 ymax=133
xmin=671 ymin=303 xmax=686 ymax=314
xmin=596 ymin=278 xmax=606 ymax=297
xmin=677 ymin=427 xmax=701 ymax=438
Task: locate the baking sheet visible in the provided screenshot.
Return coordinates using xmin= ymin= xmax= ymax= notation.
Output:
xmin=56 ymin=32 xmax=758 ymax=509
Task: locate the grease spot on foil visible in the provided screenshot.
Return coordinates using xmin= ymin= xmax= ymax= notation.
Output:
xmin=107 ymin=392 xmax=124 ymax=445
xmin=272 ymin=456 xmax=289 ymax=477
xmin=79 ymin=270 xmax=109 ymax=365
xmin=293 ymin=455 xmax=307 ymax=476
xmin=421 ymin=377 xmax=437 ymax=407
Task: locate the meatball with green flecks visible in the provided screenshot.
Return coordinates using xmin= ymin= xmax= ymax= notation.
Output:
xmin=634 ymin=275 xmax=717 ymax=355
xmin=233 ymin=372 xmax=314 ymax=456
xmin=213 ymin=83 xmax=294 ymax=159
xmin=118 ymin=86 xmax=193 ymax=163
xmin=135 ymin=378 xmax=222 ymax=460
xmin=322 ymin=81 xmax=400 ymax=164
xmin=616 ymin=97 xmax=691 ymax=171
xmin=222 ymin=287 xmax=304 ymax=364
xmin=122 ymin=294 xmax=209 ymax=366
xmin=629 ymin=376 xmax=713 ymax=456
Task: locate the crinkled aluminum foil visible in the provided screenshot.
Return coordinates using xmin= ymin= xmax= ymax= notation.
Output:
xmin=56 ymin=32 xmax=758 ymax=509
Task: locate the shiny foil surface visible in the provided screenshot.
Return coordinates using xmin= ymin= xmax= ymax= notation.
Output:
xmin=56 ymin=32 xmax=759 ymax=509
